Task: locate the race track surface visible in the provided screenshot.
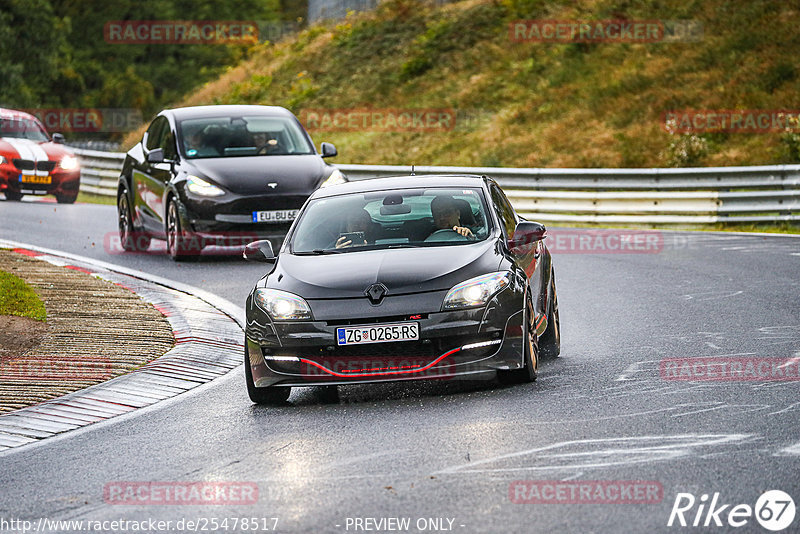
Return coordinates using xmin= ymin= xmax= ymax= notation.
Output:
xmin=1 ymin=199 xmax=799 ymax=533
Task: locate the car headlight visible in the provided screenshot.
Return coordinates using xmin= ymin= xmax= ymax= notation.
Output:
xmin=0 ymin=155 xmax=6 ymax=165
xmin=254 ymin=288 xmax=312 ymax=320
xmin=442 ymin=272 xmax=511 ymax=310
xmin=319 ymin=168 xmax=346 ymax=188
xmin=58 ymin=155 xmax=79 ymax=171
xmin=186 ymin=175 xmax=224 ymax=196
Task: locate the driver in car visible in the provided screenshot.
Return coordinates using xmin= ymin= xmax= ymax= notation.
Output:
xmin=251 ymin=131 xmax=280 ymax=154
xmin=430 ymin=195 xmax=474 ymax=239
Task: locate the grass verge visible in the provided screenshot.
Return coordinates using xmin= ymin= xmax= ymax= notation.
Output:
xmin=0 ymin=270 xmax=47 ymax=321
xmin=77 ymin=191 xmax=117 ymax=205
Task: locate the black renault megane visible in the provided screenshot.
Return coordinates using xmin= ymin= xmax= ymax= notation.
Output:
xmin=243 ymin=174 xmax=560 ymax=404
xmin=116 ymin=105 xmax=345 ymax=260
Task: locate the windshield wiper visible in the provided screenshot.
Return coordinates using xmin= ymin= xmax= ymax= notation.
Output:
xmin=293 ymin=249 xmax=345 ymax=255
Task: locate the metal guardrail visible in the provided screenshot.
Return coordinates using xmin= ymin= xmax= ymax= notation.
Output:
xmin=72 ymin=148 xmax=800 ymax=224
xmin=73 ymin=147 xmax=125 ymax=197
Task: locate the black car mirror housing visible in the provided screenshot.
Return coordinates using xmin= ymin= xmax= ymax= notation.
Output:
xmin=320 ymin=142 xmax=337 ymax=158
xmin=147 ymin=148 xmax=165 ymax=163
xmin=508 ymin=221 xmax=547 ymax=249
xmin=243 ymin=240 xmax=277 ymax=263
xmin=52 ymin=133 xmax=66 ymax=144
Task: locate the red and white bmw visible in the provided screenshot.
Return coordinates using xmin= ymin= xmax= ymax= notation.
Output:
xmin=0 ymin=108 xmax=80 ymax=203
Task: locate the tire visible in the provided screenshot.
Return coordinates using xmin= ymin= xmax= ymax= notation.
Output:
xmin=118 ymin=188 xmax=151 ymax=252
xmin=539 ymin=270 xmax=561 ymax=359
xmin=244 ymin=347 xmax=291 ymax=405
xmin=498 ymin=295 xmax=539 ymax=384
xmin=55 ymin=193 xmax=77 ymax=204
xmin=4 ymin=191 xmax=23 ymax=201
xmin=166 ymin=198 xmax=199 ymax=261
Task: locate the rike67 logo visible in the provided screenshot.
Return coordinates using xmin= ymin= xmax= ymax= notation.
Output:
xmin=668 ymin=490 xmax=796 ymax=531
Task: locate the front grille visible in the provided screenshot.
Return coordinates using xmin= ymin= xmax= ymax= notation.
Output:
xmin=326 ymin=314 xmax=430 ymax=327
xmin=270 ymin=334 xmax=495 ymax=361
xmin=12 ymin=159 xmax=34 ymax=170
xmin=266 ymin=334 xmax=499 ymax=378
xmin=36 ymin=161 xmax=56 ymax=172
xmin=325 ymin=340 xmax=439 ymax=360
xmin=222 ymin=195 xmax=309 ymax=213
xmin=11 ymin=159 xmax=55 ymax=172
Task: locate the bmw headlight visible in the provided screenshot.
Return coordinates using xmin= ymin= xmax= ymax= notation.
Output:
xmin=186 ymin=175 xmax=224 ymax=196
xmin=58 ymin=155 xmax=79 ymax=171
xmin=319 ymin=168 xmax=346 ymax=188
xmin=254 ymin=288 xmax=312 ymax=320
xmin=442 ymin=272 xmax=511 ymax=310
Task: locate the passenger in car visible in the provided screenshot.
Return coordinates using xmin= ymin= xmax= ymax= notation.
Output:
xmin=185 ymin=125 xmax=223 ymax=157
xmin=334 ymin=209 xmax=377 ymax=248
xmin=252 ymin=131 xmax=281 ymax=155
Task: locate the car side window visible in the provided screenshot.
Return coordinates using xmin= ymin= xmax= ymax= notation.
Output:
xmin=161 ymin=128 xmax=177 ymax=160
xmin=145 ymin=117 xmax=167 ymax=151
xmin=490 ymin=185 xmax=518 ymax=238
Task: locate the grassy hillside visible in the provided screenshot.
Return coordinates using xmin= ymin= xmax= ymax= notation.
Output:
xmin=123 ymin=0 xmax=800 ymax=168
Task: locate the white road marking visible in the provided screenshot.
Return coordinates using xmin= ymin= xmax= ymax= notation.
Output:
xmin=767 ymin=402 xmax=800 ymax=416
xmin=434 ymin=434 xmax=753 ymax=474
xmin=672 ymin=403 xmax=770 ymax=417
xmin=776 ymin=442 xmax=800 ymax=456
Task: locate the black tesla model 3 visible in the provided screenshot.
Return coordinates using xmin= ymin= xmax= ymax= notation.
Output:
xmin=116 ymin=105 xmax=345 ymax=260
xmin=243 ymin=174 xmax=561 ymax=404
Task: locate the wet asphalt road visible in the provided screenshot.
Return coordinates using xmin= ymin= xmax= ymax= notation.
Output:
xmin=1 ymin=198 xmax=799 ymax=533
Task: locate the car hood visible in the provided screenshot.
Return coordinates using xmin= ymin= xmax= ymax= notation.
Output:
xmin=265 ymin=240 xmax=502 ymax=299
xmin=184 ymin=155 xmax=331 ymax=195
xmin=0 ymin=137 xmax=73 ymax=162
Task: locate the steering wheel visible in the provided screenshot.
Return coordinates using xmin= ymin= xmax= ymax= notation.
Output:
xmin=256 ymin=143 xmax=280 ymax=155
xmin=424 ymin=229 xmax=468 ymax=242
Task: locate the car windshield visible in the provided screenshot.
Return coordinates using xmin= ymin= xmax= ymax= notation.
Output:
xmin=0 ymin=117 xmax=49 ymax=142
xmin=291 ymin=187 xmax=492 ymax=254
xmin=178 ymin=115 xmax=314 ymax=159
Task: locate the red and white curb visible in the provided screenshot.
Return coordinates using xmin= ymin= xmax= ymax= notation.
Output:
xmin=0 ymin=240 xmax=245 ymax=452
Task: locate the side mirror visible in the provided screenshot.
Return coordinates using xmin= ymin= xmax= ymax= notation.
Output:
xmin=147 ymin=148 xmax=165 ymax=163
xmin=320 ymin=142 xmax=337 ymax=158
xmin=508 ymin=221 xmax=546 ymax=249
xmin=52 ymin=133 xmax=66 ymax=144
xmin=243 ymin=240 xmax=276 ymax=263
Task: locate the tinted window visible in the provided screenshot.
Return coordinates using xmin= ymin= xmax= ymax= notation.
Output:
xmin=145 ymin=117 xmax=167 ymax=151
xmin=0 ymin=117 xmax=49 ymax=142
xmin=161 ymin=128 xmax=177 ymax=160
xmin=490 ymin=185 xmax=518 ymax=238
xmin=291 ymin=188 xmax=492 ymax=253
xmin=178 ymin=115 xmax=314 ymax=159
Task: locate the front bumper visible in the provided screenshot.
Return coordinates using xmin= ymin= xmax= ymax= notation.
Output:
xmin=245 ymin=287 xmax=526 ymax=388
xmin=179 ymin=191 xmax=307 ymax=250
xmin=1 ymin=166 xmax=80 ymax=198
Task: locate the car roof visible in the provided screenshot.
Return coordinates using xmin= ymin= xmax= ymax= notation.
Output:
xmin=311 ymin=175 xmax=490 ymax=199
xmin=161 ymin=105 xmax=296 ymax=121
xmin=0 ymin=107 xmax=41 ymax=122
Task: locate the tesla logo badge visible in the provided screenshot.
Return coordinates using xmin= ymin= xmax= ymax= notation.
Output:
xmin=267 ymin=182 xmax=278 ymax=189
xmin=365 ymin=283 xmax=387 ymax=305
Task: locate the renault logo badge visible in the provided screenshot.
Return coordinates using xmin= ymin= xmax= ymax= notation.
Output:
xmin=365 ymin=283 xmax=387 ymax=305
